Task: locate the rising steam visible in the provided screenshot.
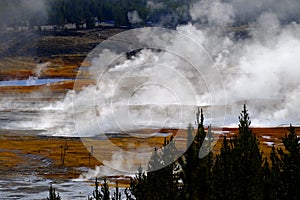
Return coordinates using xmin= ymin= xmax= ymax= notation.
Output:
xmin=2 ymin=0 xmax=300 ymax=138
xmin=127 ymin=10 xmax=143 ymax=24
xmin=31 ymin=0 xmax=300 ymax=139
xmin=21 ymin=0 xmax=299 ymax=178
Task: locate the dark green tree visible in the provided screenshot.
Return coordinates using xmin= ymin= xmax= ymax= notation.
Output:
xmin=89 ymin=177 xmax=101 ymax=200
xmin=278 ymin=125 xmax=300 ymax=200
xmin=212 ymin=105 xmax=263 ymax=200
xmin=101 ymin=178 xmax=110 ymax=200
xmin=231 ymin=104 xmax=263 ymax=200
xmin=124 ymin=187 xmax=134 ymax=200
xmin=269 ymin=145 xmax=284 ymax=200
xmin=130 ymin=136 xmax=181 ymax=200
xmin=47 ymin=184 xmax=62 ymax=200
xmin=147 ymin=137 xmax=181 ymax=200
xmin=112 ymin=182 xmax=121 ymax=200
xmin=212 ymin=136 xmax=235 ymax=200
xmin=179 ymin=108 xmax=213 ymax=200
xmin=129 ymin=165 xmax=149 ymax=200
xmin=268 ymin=125 xmax=300 ymax=200
xmin=89 ymin=178 xmax=110 ymax=200
xmin=262 ymin=158 xmax=272 ymax=200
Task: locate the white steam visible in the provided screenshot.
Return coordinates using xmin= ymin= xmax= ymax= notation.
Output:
xmin=35 ymin=62 xmax=51 ymax=77
xmin=73 ymin=47 xmax=207 ymax=136
xmin=230 ymin=0 xmax=300 ymax=22
xmin=3 ymin=0 xmax=300 ymax=140
xmin=35 ymin=0 xmax=300 ymax=138
xmin=127 ymin=10 xmax=143 ymax=24
xmin=147 ymin=1 xmax=164 ymax=11
xmin=0 ymin=0 xmax=295 ymax=177
xmin=0 ymin=0 xmax=48 ymax=26
xmin=78 ymin=150 xmax=150 ymax=180
xmin=190 ymin=0 xmax=235 ymax=27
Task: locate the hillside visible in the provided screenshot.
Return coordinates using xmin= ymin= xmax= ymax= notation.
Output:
xmin=0 ymin=28 xmax=125 ymax=80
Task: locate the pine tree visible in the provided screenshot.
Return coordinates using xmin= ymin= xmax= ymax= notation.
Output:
xmin=146 ymin=137 xmax=181 ymax=200
xmin=213 ymin=105 xmax=263 ymax=200
xmin=179 ymin=108 xmax=213 ymax=200
xmin=89 ymin=178 xmax=110 ymax=200
xmin=231 ymin=104 xmax=263 ymax=200
xmin=212 ymin=136 xmax=235 ymax=200
xmin=124 ymin=188 xmax=134 ymax=200
xmin=129 ymin=165 xmax=149 ymax=200
xmin=112 ymin=182 xmax=121 ymax=200
xmin=129 ymin=136 xmax=181 ymax=200
xmin=47 ymin=184 xmax=62 ymax=200
xmin=269 ymin=145 xmax=284 ymax=200
xmin=278 ymin=125 xmax=300 ymax=200
xmin=262 ymin=158 xmax=272 ymax=200
xmin=101 ymin=178 xmax=110 ymax=200
xmin=92 ymin=178 xmax=101 ymax=200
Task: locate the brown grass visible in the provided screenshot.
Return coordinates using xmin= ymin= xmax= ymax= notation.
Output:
xmin=0 ymin=133 xmax=168 ymax=180
xmin=0 ymin=126 xmax=298 ymax=183
xmin=0 ymin=134 xmax=102 ymax=179
xmin=212 ymin=127 xmax=300 ymax=157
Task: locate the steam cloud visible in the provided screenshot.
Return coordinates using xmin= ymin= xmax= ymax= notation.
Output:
xmin=0 ymin=0 xmax=48 ymax=27
xmin=35 ymin=62 xmax=51 ymax=77
xmin=190 ymin=0 xmax=235 ymax=27
xmin=190 ymin=0 xmax=300 ymax=24
xmin=147 ymin=1 xmax=164 ymax=11
xmin=229 ymin=0 xmax=300 ymax=23
xmin=29 ymin=0 xmax=300 ymax=140
xmin=187 ymin=0 xmax=300 ymax=126
xmin=78 ymin=0 xmax=300 ymax=134
xmin=3 ymin=0 xmax=300 ymax=138
xmin=16 ymin=0 xmax=298 ymax=177
xmin=127 ymin=10 xmax=143 ymax=24
xmin=78 ymin=150 xmax=150 ymax=180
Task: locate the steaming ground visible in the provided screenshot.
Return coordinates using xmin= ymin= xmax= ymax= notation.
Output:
xmin=2 ymin=13 xmax=300 ymax=136
xmin=1 ymin=1 xmax=300 ymax=198
xmin=56 ymin=13 xmax=300 ymax=136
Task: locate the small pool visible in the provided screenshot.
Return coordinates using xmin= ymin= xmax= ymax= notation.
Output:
xmin=0 ymin=78 xmax=72 ymax=87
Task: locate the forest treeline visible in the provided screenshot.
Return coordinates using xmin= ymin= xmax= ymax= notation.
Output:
xmin=0 ymin=0 xmax=195 ymax=30
xmin=48 ymin=105 xmax=300 ymax=200
xmin=1 ymin=0 xmax=299 ymax=31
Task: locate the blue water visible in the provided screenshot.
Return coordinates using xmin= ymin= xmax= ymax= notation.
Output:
xmin=0 ymin=78 xmax=72 ymax=87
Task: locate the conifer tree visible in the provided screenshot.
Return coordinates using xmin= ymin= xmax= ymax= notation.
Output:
xmin=262 ymin=158 xmax=272 ymax=200
xmin=179 ymin=108 xmax=213 ymax=200
xmin=47 ymin=184 xmax=62 ymax=200
xmin=124 ymin=188 xmax=135 ymax=200
xmin=213 ymin=105 xmax=263 ymax=200
xmin=130 ymin=135 xmax=180 ymax=200
xmin=231 ymin=104 xmax=263 ymax=200
xmin=101 ymin=178 xmax=110 ymax=200
xmin=112 ymin=182 xmax=121 ymax=200
xmin=212 ymin=136 xmax=235 ymax=200
xmin=278 ymin=125 xmax=300 ymax=200
xmin=146 ymin=137 xmax=181 ymax=200
xmin=89 ymin=178 xmax=110 ymax=200
xmin=269 ymin=145 xmax=284 ymax=200
xmin=129 ymin=165 xmax=149 ymax=200
xmin=92 ymin=178 xmax=101 ymax=200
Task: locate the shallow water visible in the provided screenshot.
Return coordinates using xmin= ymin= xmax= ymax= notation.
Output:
xmin=0 ymin=174 xmax=132 ymax=200
xmin=0 ymin=176 xmax=95 ymax=200
xmin=0 ymin=78 xmax=72 ymax=87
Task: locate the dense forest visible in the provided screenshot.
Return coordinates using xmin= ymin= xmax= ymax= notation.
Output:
xmin=48 ymin=105 xmax=300 ymax=200
xmin=1 ymin=0 xmax=300 ymax=30
xmin=0 ymin=0 xmax=196 ymax=30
